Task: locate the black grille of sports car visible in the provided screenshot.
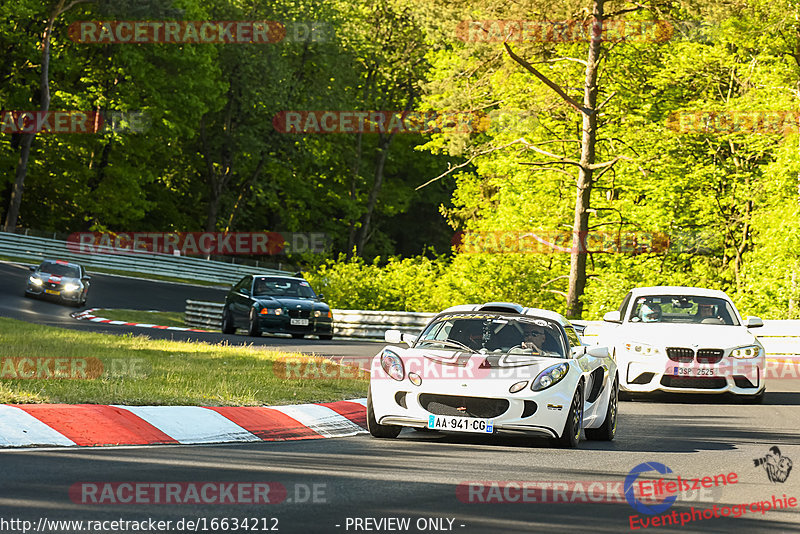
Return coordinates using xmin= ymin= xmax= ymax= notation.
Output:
xmin=733 ymin=375 xmax=758 ymax=388
xmin=696 ymin=349 xmax=723 ymax=364
xmin=666 ymin=347 xmax=694 ymax=362
xmin=418 ymin=394 xmax=509 ymax=419
xmin=660 ymin=376 xmax=727 ymax=389
xmin=288 ymin=309 xmax=310 ymax=319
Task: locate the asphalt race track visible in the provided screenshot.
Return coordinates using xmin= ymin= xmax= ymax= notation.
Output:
xmin=1 ymin=260 xmax=799 ymax=532
xmin=0 ymin=261 xmax=382 ymax=360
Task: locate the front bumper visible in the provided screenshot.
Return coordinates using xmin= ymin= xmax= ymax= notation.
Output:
xmin=369 ymin=371 xmax=581 ymax=439
xmin=256 ymin=315 xmax=333 ymax=336
xmin=619 ymin=351 xmax=765 ymax=396
xmin=25 ymin=284 xmax=83 ymax=302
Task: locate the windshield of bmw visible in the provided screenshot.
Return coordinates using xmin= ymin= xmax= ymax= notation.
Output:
xmin=414 ymin=314 xmax=567 ymax=358
xmin=629 ymin=295 xmax=740 ymax=326
xmin=39 ymin=263 xmax=80 ymax=278
xmin=253 ymin=277 xmax=316 ymax=298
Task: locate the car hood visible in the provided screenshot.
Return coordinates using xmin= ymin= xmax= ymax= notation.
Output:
xmin=614 ymin=323 xmax=759 ymax=348
xmin=254 ymin=296 xmax=327 ymax=309
xmin=35 ymin=272 xmax=81 ymax=284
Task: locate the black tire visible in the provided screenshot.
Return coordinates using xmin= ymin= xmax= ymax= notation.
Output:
xmin=367 ymin=386 xmax=401 ymax=439
xmin=247 ymin=309 xmax=262 ymax=337
xmin=319 ymin=334 xmax=333 ymax=340
xmin=618 ymin=389 xmax=633 ymax=401
xmin=556 ymin=385 xmax=583 ymax=448
xmin=221 ymin=308 xmax=236 ymax=334
xmin=586 ymin=378 xmax=618 ymax=441
xmin=291 ymin=333 xmax=304 ymax=339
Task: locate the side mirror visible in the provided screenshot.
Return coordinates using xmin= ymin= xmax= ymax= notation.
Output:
xmin=745 ymin=316 xmax=764 ymax=328
xmin=317 ymin=293 xmax=325 ymax=301
xmin=82 ymin=275 xmax=91 ymax=281
xmin=29 ymin=266 xmax=35 ymax=271
xmin=385 ymin=329 xmax=403 ymax=344
xmin=587 ymin=346 xmax=610 ymax=358
xmin=603 ymin=310 xmax=622 ymax=323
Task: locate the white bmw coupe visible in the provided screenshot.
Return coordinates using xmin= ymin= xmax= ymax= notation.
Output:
xmin=598 ymin=286 xmax=766 ymax=402
xmin=367 ymin=302 xmax=618 ymax=448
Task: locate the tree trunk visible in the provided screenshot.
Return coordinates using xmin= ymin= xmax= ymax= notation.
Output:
xmin=2 ymin=0 xmax=64 ymax=232
xmin=565 ymin=0 xmax=604 ymax=318
xmin=355 ymin=133 xmax=395 ymax=254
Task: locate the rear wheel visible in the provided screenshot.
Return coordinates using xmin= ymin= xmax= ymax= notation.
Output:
xmin=247 ymin=309 xmax=262 ymax=337
xmin=221 ymin=307 xmax=235 ymax=334
xmin=556 ymin=385 xmax=583 ymax=448
xmin=586 ymin=378 xmax=618 ymax=441
xmin=319 ymin=334 xmax=333 ymax=341
xmin=367 ymin=386 xmax=401 ymax=439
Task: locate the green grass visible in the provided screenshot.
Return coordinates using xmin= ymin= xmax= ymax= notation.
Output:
xmin=92 ymin=309 xmax=187 ymax=328
xmin=0 ymin=317 xmax=367 ymax=406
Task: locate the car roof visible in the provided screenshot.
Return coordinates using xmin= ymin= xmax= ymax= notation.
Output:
xmin=629 ymin=286 xmax=731 ymax=300
xmin=440 ymin=302 xmax=573 ymax=328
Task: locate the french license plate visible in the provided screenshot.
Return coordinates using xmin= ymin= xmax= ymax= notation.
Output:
xmin=673 ymin=366 xmax=715 ymax=376
xmin=427 ymin=415 xmax=494 ymax=433
xmin=290 ymin=318 xmax=309 ymax=326
xmin=45 ymin=289 xmax=60 ymax=295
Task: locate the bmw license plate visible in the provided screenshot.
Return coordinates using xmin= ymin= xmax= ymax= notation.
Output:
xmin=45 ymin=289 xmax=60 ymax=295
xmin=290 ymin=318 xmax=309 ymax=326
xmin=673 ymin=366 xmax=716 ymax=376
xmin=427 ymin=415 xmax=494 ymax=433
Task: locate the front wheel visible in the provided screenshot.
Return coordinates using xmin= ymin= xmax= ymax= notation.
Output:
xmin=247 ymin=309 xmax=262 ymax=337
xmin=556 ymin=385 xmax=583 ymax=448
xmin=221 ymin=307 xmax=235 ymax=334
xmin=319 ymin=334 xmax=333 ymax=340
xmin=586 ymin=378 xmax=618 ymax=441
xmin=367 ymin=386 xmax=401 ymax=439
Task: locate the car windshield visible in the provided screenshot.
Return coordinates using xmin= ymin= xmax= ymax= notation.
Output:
xmin=415 ymin=314 xmax=566 ymax=358
xmin=253 ymin=277 xmax=316 ymax=298
xmin=628 ymin=295 xmax=740 ymax=326
xmin=39 ymin=263 xmax=80 ymax=278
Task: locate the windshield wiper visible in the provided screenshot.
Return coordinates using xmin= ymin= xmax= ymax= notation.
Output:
xmin=417 ymin=339 xmax=477 ymax=353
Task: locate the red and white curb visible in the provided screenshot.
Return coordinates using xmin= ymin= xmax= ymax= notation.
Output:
xmin=71 ymin=308 xmax=209 ymax=333
xmin=0 ymin=399 xmax=367 ymax=448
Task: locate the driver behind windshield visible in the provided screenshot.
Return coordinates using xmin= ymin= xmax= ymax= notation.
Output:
xmin=520 ymin=323 xmax=548 ymax=352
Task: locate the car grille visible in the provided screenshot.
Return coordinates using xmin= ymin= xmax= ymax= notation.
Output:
xmin=666 ymin=347 xmax=694 ymax=363
xmin=733 ymin=375 xmax=758 ymax=389
xmin=288 ymin=309 xmax=310 ymax=319
xmin=418 ymin=394 xmax=509 ymax=419
xmin=697 ymin=349 xmax=724 ymax=364
xmin=660 ymin=376 xmax=727 ymax=389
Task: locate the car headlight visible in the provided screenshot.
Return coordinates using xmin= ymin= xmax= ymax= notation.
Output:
xmin=29 ymin=276 xmax=43 ymax=286
xmin=314 ymin=310 xmax=322 ymax=318
xmin=531 ymin=363 xmax=569 ymax=391
xmin=63 ymin=283 xmax=79 ymax=292
xmin=259 ymin=307 xmax=283 ymax=315
xmin=380 ymin=350 xmax=405 ymax=381
xmin=509 ymin=380 xmax=528 ymax=393
xmin=731 ymin=345 xmax=761 ymax=359
xmin=624 ymin=342 xmax=660 ymax=355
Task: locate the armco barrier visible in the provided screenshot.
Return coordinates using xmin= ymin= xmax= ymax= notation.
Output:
xmin=185 ymin=300 xmax=436 ymax=339
xmin=0 ymin=231 xmax=288 ymax=285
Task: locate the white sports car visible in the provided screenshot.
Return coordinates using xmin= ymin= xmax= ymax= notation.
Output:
xmin=598 ymin=286 xmax=766 ymax=402
xmin=367 ymin=302 xmax=618 ymax=448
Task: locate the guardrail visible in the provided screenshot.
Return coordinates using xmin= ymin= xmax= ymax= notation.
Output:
xmin=185 ymin=300 xmax=436 ymax=338
xmin=185 ymin=300 xmax=800 ymax=353
xmin=0 ymin=231 xmax=288 ymax=285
